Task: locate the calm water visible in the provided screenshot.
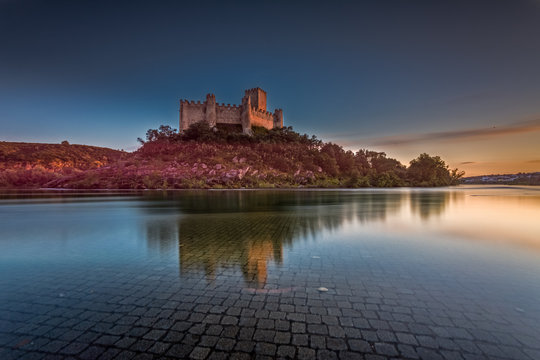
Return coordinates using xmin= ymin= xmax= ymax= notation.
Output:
xmin=1 ymin=186 xmax=539 ymax=359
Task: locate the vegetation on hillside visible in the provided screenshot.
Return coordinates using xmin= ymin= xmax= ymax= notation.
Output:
xmin=0 ymin=141 xmax=124 ymax=188
xmin=0 ymin=123 xmax=464 ymax=189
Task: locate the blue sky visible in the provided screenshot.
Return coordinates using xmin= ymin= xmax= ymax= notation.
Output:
xmin=1 ymin=0 xmax=539 ymax=174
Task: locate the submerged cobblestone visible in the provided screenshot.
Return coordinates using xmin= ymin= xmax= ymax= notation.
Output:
xmin=1 ymin=190 xmax=540 ymax=359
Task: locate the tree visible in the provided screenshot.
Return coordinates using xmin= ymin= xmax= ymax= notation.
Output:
xmin=138 ymin=125 xmax=178 ymax=144
xmin=407 ymin=153 xmax=463 ymax=186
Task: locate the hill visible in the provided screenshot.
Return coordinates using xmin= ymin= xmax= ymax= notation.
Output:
xmin=0 ymin=141 xmax=124 ymax=188
xmin=0 ymin=125 xmax=463 ymax=189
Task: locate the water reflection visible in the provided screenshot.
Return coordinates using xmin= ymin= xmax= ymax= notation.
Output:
xmin=141 ymin=190 xmax=460 ymax=287
xmin=177 ymin=214 xmax=286 ymax=287
xmin=409 ymin=190 xmax=455 ymax=219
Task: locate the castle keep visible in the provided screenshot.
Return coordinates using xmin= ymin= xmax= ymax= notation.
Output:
xmin=179 ymin=88 xmax=283 ymax=134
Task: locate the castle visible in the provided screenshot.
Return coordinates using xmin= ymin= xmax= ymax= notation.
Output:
xmin=179 ymin=88 xmax=283 ymax=134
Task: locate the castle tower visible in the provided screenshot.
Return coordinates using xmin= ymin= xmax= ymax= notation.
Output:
xmin=241 ymin=96 xmax=253 ymax=135
xmin=244 ymin=88 xmax=267 ymax=111
xmin=179 ymin=100 xmax=188 ymax=131
xmin=205 ymin=93 xmax=216 ymax=127
xmin=273 ymin=109 xmax=283 ymax=129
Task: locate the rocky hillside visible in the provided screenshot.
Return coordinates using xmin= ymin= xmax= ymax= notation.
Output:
xmin=0 ymin=125 xmax=463 ymax=189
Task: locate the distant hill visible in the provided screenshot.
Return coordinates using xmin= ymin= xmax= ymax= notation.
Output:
xmin=462 ymin=172 xmax=540 ymax=185
xmin=0 ymin=141 xmax=124 ymax=188
xmin=0 ymin=141 xmax=124 ymax=170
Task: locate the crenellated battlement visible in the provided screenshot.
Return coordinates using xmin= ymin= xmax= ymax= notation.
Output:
xmin=251 ymin=107 xmax=273 ymax=119
xmin=217 ymin=103 xmax=242 ymax=109
xmin=245 ymin=87 xmax=266 ymax=94
xmin=179 ymin=88 xmax=283 ymax=133
xmin=181 ymin=102 xmax=205 ymax=109
xmin=218 ymin=105 xmax=242 ymax=111
xmin=180 ymin=100 xmax=205 ymax=106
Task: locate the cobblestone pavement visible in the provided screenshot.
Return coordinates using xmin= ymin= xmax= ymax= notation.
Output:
xmin=1 ymin=190 xmax=539 ymax=359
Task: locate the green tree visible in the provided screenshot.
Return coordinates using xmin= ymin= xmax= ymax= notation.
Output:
xmin=139 ymin=125 xmax=179 ymax=144
xmin=407 ymin=153 xmax=463 ymax=186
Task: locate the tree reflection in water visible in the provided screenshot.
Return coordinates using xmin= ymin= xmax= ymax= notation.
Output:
xmin=409 ymin=190 xmax=457 ymax=220
xmin=141 ymin=190 xmax=458 ymax=288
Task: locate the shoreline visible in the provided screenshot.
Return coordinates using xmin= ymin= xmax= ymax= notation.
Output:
xmin=1 ymin=184 xmax=538 ymax=193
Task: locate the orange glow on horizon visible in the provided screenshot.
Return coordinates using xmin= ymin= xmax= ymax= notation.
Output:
xmin=336 ymin=122 xmax=540 ymax=176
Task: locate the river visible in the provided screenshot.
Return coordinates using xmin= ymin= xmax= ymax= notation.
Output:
xmin=1 ymin=186 xmax=539 ymax=359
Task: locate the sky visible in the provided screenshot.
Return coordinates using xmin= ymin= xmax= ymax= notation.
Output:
xmin=1 ymin=0 xmax=539 ymax=176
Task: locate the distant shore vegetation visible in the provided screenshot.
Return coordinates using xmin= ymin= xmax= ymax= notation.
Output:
xmin=463 ymin=172 xmax=540 ymax=185
xmin=0 ymin=122 xmax=464 ymax=189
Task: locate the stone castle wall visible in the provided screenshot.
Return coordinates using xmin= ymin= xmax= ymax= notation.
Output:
xmin=215 ymin=104 xmax=242 ymax=124
xmin=179 ymin=88 xmax=283 ymax=134
xmin=250 ymin=108 xmax=274 ymax=128
xmin=179 ymin=101 xmax=205 ymax=130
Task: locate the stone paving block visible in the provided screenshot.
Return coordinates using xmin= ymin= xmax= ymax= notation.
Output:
xmin=115 ymin=336 xmax=137 ymax=349
xmin=255 ymin=342 xmax=276 ymax=356
xmin=235 ymin=340 xmax=255 ymax=352
xmin=417 ymin=347 xmax=445 ymax=360
xmin=167 ymin=343 xmax=193 ymax=358
xmin=277 ymin=344 xmax=296 ymax=358
xmin=398 ymin=343 xmax=420 ymax=359
xmin=440 ymin=349 xmax=466 ymax=360
xmin=292 ymin=333 xmax=309 ymax=346
xmin=317 ymin=349 xmax=339 ymax=360
xmin=163 ymin=330 xmax=184 ymax=343
xmin=129 ymin=339 xmax=154 ymax=352
xmin=237 ymin=327 xmax=254 ymax=341
xmin=327 ymin=337 xmax=347 ymax=351
xmin=59 ymin=341 xmax=88 ymax=355
xmin=253 ymin=329 xmax=275 ymax=342
xmin=297 ymin=347 xmax=316 ymax=360
xmin=190 ymin=346 xmax=211 ymax=359
xmin=348 ymin=339 xmax=372 ymax=353
xmin=229 ymin=352 xmax=251 ymax=360
xmin=215 ymin=337 xmax=236 ymax=351
xmin=309 ymin=334 xmax=325 ymax=349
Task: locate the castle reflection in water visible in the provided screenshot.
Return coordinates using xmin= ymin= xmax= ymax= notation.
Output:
xmin=141 ymin=190 xmax=460 ymax=288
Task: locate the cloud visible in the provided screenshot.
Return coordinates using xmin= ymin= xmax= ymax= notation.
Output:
xmin=526 ymin=159 xmax=540 ymax=163
xmin=460 ymin=161 xmax=476 ymax=165
xmin=365 ymin=119 xmax=540 ymax=147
